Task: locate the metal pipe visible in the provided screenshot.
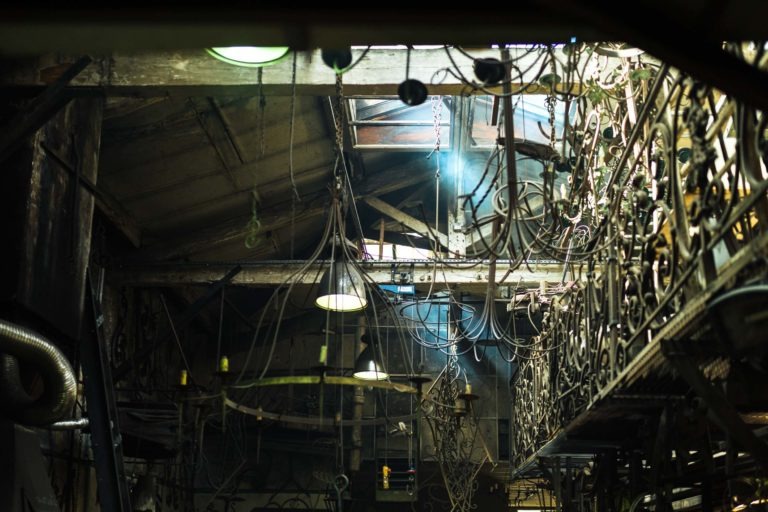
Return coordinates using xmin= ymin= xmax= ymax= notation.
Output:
xmin=502 ymin=48 xmax=518 ymax=212
xmin=349 ymin=316 xmax=367 ymax=472
xmin=0 ymin=354 xmax=35 ymax=408
xmin=0 ymin=319 xmax=77 ymax=425
xmin=49 ymin=417 xmax=89 ymax=430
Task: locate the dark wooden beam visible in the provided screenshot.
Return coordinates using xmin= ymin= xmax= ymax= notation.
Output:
xmin=363 ymin=196 xmax=450 ymax=250
xmin=185 ymin=96 xmax=244 ymax=191
xmin=40 ymin=142 xmax=142 ymax=247
xmin=0 ymin=55 xmax=91 ymax=164
xmin=1 ymin=49 xmax=588 ymax=98
xmin=2 ymin=6 xmax=767 ymax=55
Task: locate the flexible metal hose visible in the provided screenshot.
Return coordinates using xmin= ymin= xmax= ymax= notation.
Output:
xmin=0 ymin=319 xmax=77 ymax=425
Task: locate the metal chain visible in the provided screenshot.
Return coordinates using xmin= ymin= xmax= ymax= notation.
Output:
xmin=328 ymin=74 xmax=347 ymax=229
xmin=429 ymin=95 xmax=443 ymax=178
xmin=431 ymin=96 xmax=442 ymax=152
xmin=545 ymin=57 xmax=558 ymax=150
xmin=334 ymin=74 xmax=344 ymax=158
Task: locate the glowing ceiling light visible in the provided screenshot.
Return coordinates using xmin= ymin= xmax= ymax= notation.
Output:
xmin=315 ymin=261 xmax=368 ymax=312
xmin=353 ymin=335 xmax=388 ymax=381
xmin=207 ymin=46 xmax=290 ymax=67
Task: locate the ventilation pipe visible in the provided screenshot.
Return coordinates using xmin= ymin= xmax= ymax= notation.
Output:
xmin=0 ymin=319 xmax=77 ymax=426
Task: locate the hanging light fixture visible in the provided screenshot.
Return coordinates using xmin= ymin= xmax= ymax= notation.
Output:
xmin=321 ymin=48 xmax=354 ymax=73
xmin=207 ymin=46 xmax=290 ymax=67
xmin=315 ymin=260 xmax=368 ymax=312
xmin=353 ymin=334 xmax=388 ymax=380
xmin=397 ymin=46 xmax=427 ymax=106
xmin=473 ymin=57 xmax=505 ymax=85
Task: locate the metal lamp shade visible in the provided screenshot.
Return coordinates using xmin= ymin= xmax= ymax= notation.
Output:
xmin=353 ymin=345 xmax=388 ymax=380
xmin=315 ymin=261 xmax=368 ymax=312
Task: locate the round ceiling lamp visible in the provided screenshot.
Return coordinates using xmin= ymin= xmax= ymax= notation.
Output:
xmin=207 ymin=46 xmax=290 ymax=67
xmin=473 ymin=57 xmax=505 ymax=85
xmin=315 ymin=261 xmax=368 ymax=312
xmin=398 ymin=79 xmax=428 ymax=106
xmin=397 ymin=47 xmax=427 ymax=106
xmin=321 ymin=48 xmax=353 ymax=73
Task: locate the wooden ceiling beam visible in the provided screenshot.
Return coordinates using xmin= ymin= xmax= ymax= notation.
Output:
xmin=363 ymin=196 xmax=450 ymax=251
xmin=112 ymin=260 xmax=569 ymax=290
xmin=2 ymin=48 xmax=590 ymax=98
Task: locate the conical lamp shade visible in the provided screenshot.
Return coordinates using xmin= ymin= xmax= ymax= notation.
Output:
xmin=315 ymin=261 xmax=367 ymax=312
xmin=353 ymin=345 xmax=388 ymax=380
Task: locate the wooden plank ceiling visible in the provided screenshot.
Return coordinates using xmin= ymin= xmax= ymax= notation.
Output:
xmin=99 ymin=91 xmax=439 ymax=263
xmin=100 ymin=94 xmax=334 ymax=260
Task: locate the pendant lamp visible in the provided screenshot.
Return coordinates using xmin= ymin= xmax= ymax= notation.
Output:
xmin=353 ymin=335 xmax=388 ymax=381
xmin=315 ymin=260 xmax=367 ymax=312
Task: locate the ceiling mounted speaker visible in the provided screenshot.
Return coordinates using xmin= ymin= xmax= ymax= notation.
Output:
xmin=398 ymin=79 xmax=427 ymax=106
xmin=321 ymin=49 xmax=353 ymax=73
xmin=473 ymin=58 xmax=505 ymax=85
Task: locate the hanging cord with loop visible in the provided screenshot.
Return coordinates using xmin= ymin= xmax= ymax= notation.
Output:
xmin=545 ymin=48 xmax=558 ymax=150
xmin=245 ymin=69 xmax=266 ymax=249
xmin=289 ymin=51 xmax=301 ymax=257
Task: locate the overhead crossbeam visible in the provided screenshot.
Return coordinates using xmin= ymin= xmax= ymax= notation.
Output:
xmin=111 ymin=260 xmax=571 ymax=292
xmin=2 ymin=48 xmax=594 ymax=97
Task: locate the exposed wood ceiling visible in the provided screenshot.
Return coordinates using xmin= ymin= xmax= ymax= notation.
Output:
xmin=100 ymin=94 xmax=335 ymax=258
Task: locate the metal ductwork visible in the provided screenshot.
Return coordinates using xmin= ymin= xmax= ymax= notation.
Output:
xmin=0 ymin=319 xmax=77 ymax=426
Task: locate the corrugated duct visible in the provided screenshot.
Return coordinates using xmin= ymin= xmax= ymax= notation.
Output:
xmin=0 ymin=319 xmax=77 ymax=425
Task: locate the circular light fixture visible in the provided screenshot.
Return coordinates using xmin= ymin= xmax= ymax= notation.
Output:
xmin=539 ymin=73 xmax=562 ymax=88
xmin=321 ymin=48 xmax=353 ymax=73
xmin=473 ymin=57 xmax=505 ymax=85
xmin=207 ymin=46 xmax=290 ymax=67
xmin=315 ymin=261 xmax=368 ymax=312
xmin=353 ymin=340 xmax=388 ymax=381
xmin=397 ymin=78 xmax=428 ymax=106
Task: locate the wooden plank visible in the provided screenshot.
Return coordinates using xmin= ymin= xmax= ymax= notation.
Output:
xmin=363 ymin=196 xmax=450 ymax=250
xmin=14 ymin=98 xmax=103 ymax=339
xmin=2 ymin=49 xmax=591 ymax=97
xmin=41 ymin=142 xmax=142 ymax=247
xmin=112 ymin=260 xmax=568 ymax=290
xmin=131 ymin=158 xmax=433 ymax=261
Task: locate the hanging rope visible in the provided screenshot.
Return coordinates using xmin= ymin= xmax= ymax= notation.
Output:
xmin=289 ymin=51 xmax=301 ymax=258
xmin=245 ymin=69 xmax=267 ymax=250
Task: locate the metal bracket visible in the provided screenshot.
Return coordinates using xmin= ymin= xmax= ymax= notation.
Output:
xmin=390 ymin=263 xmax=414 ymax=285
